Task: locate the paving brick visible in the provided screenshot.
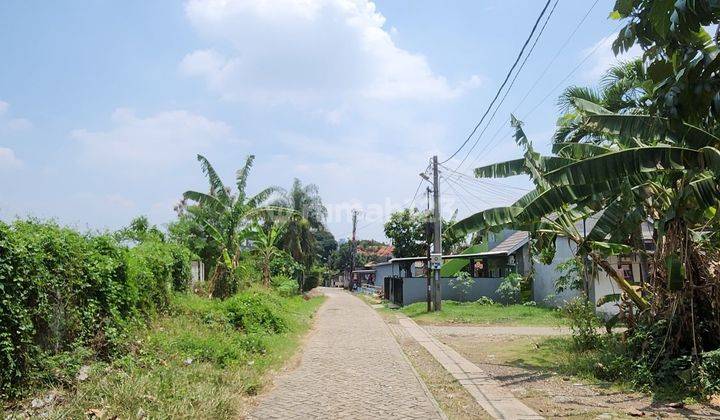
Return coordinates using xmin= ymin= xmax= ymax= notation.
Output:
xmin=250 ymin=288 xmax=443 ymax=419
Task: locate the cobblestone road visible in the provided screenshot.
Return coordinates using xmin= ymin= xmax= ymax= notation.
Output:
xmin=250 ymin=288 xmax=443 ymax=419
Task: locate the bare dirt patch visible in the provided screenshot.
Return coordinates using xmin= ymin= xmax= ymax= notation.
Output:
xmin=437 ymin=332 xmax=720 ymax=419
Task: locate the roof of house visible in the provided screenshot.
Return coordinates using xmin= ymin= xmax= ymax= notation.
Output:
xmin=351 ymin=269 xmax=376 ymax=274
xmin=383 ymin=232 xmax=531 ymax=264
xmin=357 ymin=244 xmax=394 ymax=257
xmin=490 ymin=230 xmax=529 ymax=255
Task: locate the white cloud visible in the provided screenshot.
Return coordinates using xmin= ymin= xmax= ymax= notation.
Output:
xmin=70 ymin=108 xmax=238 ymax=167
xmin=0 ymin=99 xmax=32 ymax=132
xmin=0 ymin=147 xmax=23 ymax=170
xmin=582 ymin=32 xmax=643 ymax=81
xmin=180 ymin=0 xmax=480 ymax=103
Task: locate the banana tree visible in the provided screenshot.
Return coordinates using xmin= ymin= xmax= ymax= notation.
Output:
xmin=452 ymin=116 xmax=662 ymax=310
xmin=249 ymin=222 xmax=287 ymax=287
xmin=184 ymin=154 xmax=290 ymax=297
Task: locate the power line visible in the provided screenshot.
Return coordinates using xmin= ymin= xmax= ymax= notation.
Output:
xmin=440 ymin=0 xmax=553 ymax=164
xmin=464 ymin=0 xmax=607 ymax=170
xmin=441 ymin=163 xmax=531 ymax=193
xmin=440 ymin=175 xmax=476 ymax=213
xmin=514 ymin=0 xmax=602 ymax=115
xmin=454 ymin=0 xmax=559 ymax=172
xmin=346 ymin=164 xmax=430 ymax=237
xmin=477 ymin=22 xmax=624 ymax=165
xmin=442 ymin=175 xmax=494 ymax=207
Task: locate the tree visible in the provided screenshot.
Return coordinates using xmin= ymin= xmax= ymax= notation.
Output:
xmin=611 ymin=0 xmax=720 ymax=122
xmin=249 ymin=222 xmax=286 ymax=287
xmin=451 ymin=87 xmax=720 ymax=358
xmin=384 ymin=209 xmax=428 ymax=258
xmin=183 ymin=154 xmax=285 ymax=297
xmin=274 ymin=178 xmax=328 ymax=267
xmin=312 ymin=227 xmax=337 ymax=264
xmin=116 ymin=215 xmax=165 ymax=243
xmin=329 ymin=241 xmax=367 ymax=272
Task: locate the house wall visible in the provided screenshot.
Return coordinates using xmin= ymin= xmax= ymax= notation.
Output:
xmin=374 ymin=263 xmax=395 ymax=288
xmin=401 ymin=276 xmax=504 ymax=305
xmin=532 ymin=237 xmax=646 ymax=317
xmin=533 ymin=236 xmax=581 ymax=307
xmin=591 ymin=255 xmax=645 ymax=318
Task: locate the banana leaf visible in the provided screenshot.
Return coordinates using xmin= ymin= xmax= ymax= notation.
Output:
xmin=544 ymin=147 xmax=699 ymax=186
xmin=666 ymin=255 xmax=685 ymax=291
xmin=584 ymin=114 xmax=720 ymax=149
xmin=449 ymin=206 xmax=523 ymax=236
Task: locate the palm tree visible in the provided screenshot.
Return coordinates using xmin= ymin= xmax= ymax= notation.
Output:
xmin=184 ymin=154 xmax=286 ymax=297
xmin=249 ymin=222 xmax=286 ymax=287
xmin=273 ymin=178 xmax=328 ymax=267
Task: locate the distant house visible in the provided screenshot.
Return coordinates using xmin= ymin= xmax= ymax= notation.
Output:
xmin=352 ymin=230 xmax=531 ymax=306
xmin=352 ymin=219 xmax=651 ymax=315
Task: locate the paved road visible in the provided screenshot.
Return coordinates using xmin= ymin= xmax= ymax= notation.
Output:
xmin=250 ymin=288 xmax=443 ymax=419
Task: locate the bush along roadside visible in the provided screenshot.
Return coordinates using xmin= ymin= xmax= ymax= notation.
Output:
xmin=0 ymin=219 xmax=192 ymax=400
xmin=7 ymin=287 xmax=324 ymax=418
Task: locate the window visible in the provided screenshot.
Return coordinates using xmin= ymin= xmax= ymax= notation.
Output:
xmin=618 ymin=263 xmax=635 ymax=283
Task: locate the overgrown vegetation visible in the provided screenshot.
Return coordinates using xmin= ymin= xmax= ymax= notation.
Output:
xmin=495 ymin=272 xmax=523 ymax=305
xmin=0 ymin=219 xmax=192 ymax=400
xmin=2 ymin=154 xmax=335 ymax=412
xmin=4 ymin=290 xmax=323 ymax=418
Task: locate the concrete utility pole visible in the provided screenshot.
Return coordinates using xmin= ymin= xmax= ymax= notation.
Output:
xmin=425 ymin=186 xmax=432 ymax=313
xmin=432 ymin=156 xmax=442 ymax=311
xmin=350 ymin=209 xmax=358 ymax=289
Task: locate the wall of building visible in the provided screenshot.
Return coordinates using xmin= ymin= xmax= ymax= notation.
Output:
xmin=401 ymin=276 xmax=504 ymax=305
xmin=590 ymin=255 xmax=644 ymax=318
xmin=374 ymin=263 xmax=395 ymax=288
xmin=532 ymin=236 xmax=581 ymax=307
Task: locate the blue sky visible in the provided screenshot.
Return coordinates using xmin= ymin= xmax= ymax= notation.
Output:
xmin=0 ymin=0 xmax=639 ymax=241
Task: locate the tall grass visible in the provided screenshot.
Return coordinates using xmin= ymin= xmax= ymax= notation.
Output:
xmin=9 ymin=289 xmax=324 ymax=419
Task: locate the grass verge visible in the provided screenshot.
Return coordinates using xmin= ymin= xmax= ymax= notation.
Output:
xmin=487 ymin=334 xmax=705 ymax=404
xmin=392 ymin=300 xmax=567 ymax=327
xmin=5 ymin=290 xmax=324 ymax=419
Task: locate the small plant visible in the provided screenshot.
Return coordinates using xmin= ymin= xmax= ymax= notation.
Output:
xmin=475 ymin=296 xmax=495 ymax=306
xmin=222 ymin=289 xmax=287 ymax=334
xmin=271 ymin=275 xmax=299 ymax=297
xmin=564 ymin=296 xmax=602 ymax=350
xmin=496 ymin=272 xmax=522 ymax=305
xmin=555 ymin=257 xmax=584 ymax=294
xmin=450 ymin=271 xmax=474 ymax=301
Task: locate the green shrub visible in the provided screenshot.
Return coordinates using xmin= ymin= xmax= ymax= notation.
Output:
xmin=496 ymin=273 xmax=522 ymax=304
xmin=222 ymin=289 xmax=287 ymax=334
xmin=271 ymin=275 xmax=298 ymax=297
xmin=475 ymin=296 xmax=495 ymax=306
xmin=0 ymin=219 xmax=192 ymax=399
xmin=450 ymin=272 xmax=473 ymax=301
xmin=564 ymin=297 xmax=602 ymax=350
xmin=699 ymin=349 xmax=720 ymax=395
xmin=169 ymin=244 xmax=193 ymax=292
xmin=269 ymin=251 xmax=302 ymax=279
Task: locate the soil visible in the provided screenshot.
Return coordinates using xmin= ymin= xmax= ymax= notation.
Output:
xmin=435 ymin=330 xmax=720 ymax=419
